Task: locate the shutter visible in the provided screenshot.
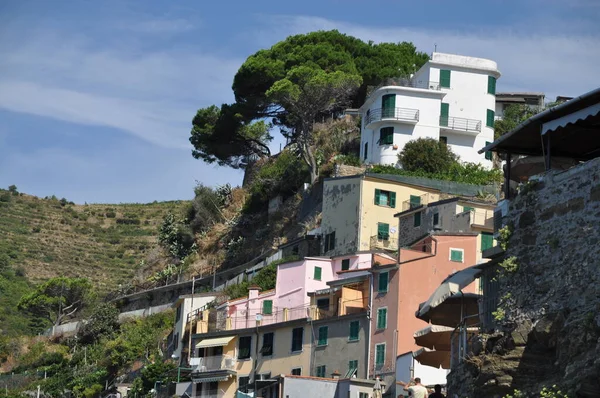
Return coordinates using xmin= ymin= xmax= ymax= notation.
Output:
xmin=414 ymin=212 xmax=421 ymax=227
xmin=380 ymin=127 xmax=393 ymax=145
xmin=263 ymin=300 xmax=273 ymax=315
xmin=463 ymin=206 xmax=475 ymax=213
xmin=341 ymin=259 xmax=350 ymax=271
xmin=314 ymin=266 xmax=322 ymax=280
xmin=331 ymin=231 xmax=335 ymax=250
xmin=378 ymin=272 xmax=389 ymax=293
xmin=349 ymin=321 xmax=359 ymax=340
xmin=382 ymin=94 xmax=396 ymax=117
xmin=374 ymin=189 xmax=381 ymax=205
xmin=481 ymin=232 xmax=494 ymax=251
xmin=410 ymin=195 xmax=421 ymax=208
xmin=487 ymin=109 xmax=495 ymax=127
xmin=377 ymin=308 xmax=387 ymax=329
xmin=450 ymin=249 xmax=463 ymax=262
xmin=318 ymin=326 xmax=328 ymax=346
xmin=488 ymin=76 xmax=496 ymax=95
xmin=485 ymin=141 xmax=493 ymax=160
xmin=376 ymin=345 xmax=385 ymax=365
xmin=440 ymin=69 xmax=451 ymax=88
xmin=390 ymin=192 xmax=396 ymax=208
xmin=440 ymin=103 xmax=449 ymax=126
xmin=377 ymin=223 xmax=389 ymax=240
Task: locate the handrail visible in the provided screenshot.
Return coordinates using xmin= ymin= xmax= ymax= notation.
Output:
xmin=440 ymin=116 xmax=482 ymax=132
xmin=366 ymin=78 xmax=441 ymax=97
xmin=365 ymin=107 xmax=419 ymax=125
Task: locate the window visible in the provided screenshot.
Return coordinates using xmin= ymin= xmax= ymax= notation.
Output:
xmin=348 ymin=359 xmax=358 ymax=376
xmin=409 ymin=195 xmax=421 ymax=208
xmin=291 ymin=368 xmax=302 ymax=376
xmin=291 ymin=245 xmax=299 ymax=256
xmin=413 ymin=211 xmax=421 ymax=227
xmin=486 ymin=109 xmax=495 ymax=128
xmin=173 ymin=333 xmax=179 ymax=349
xmin=317 ymin=326 xmax=328 ymax=346
xmin=440 ymin=102 xmax=449 ymax=126
xmin=238 ymin=376 xmax=250 ymax=392
xmin=175 ymin=305 xmax=182 ymax=322
xmin=377 ymin=223 xmax=389 ymax=240
xmin=359 ymin=393 xmax=369 ymax=398
xmin=364 ymin=142 xmax=368 ymax=160
xmin=377 ymin=308 xmax=387 ymax=329
xmin=261 ymin=332 xmax=274 ymax=356
xmin=375 ymin=343 xmax=386 ymax=368
xmin=439 ymin=136 xmax=448 ymax=145
xmin=374 ymin=189 xmax=396 ymax=208
xmin=433 ymin=212 xmax=440 ymax=226
xmin=381 ymin=94 xmax=396 ymax=117
xmin=314 ymin=266 xmax=322 ymax=281
xmin=341 ymin=259 xmax=350 ymax=271
xmin=463 ymin=206 xmax=475 ymax=213
xmin=324 ymin=231 xmax=335 ymax=252
xmin=450 ymin=248 xmax=464 ymax=263
xmin=349 ymin=320 xmax=360 ymax=341
xmin=239 ymin=336 xmax=252 ymax=360
xmin=487 ymin=76 xmax=497 ymax=95
xmin=291 ymin=327 xmax=303 ymax=352
xmin=263 ymin=300 xmax=273 ymax=315
xmin=316 ymin=365 xmax=326 ymax=378
xmin=379 ymin=127 xmax=394 ymax=145
xmin=481 ymin=232 xmax=494 ymax=251
xmin=485 ymin=141 xmax=493 ymax=160
xmin=440 ymin=69 xmax=451 ymax=88
xmin=316 ymin=298 xmax=330 ymax=310
xmin=378 ymin=272 xmax=389 ymax=293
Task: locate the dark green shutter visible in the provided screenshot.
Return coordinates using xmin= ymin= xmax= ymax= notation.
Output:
xmin=440 ymin=70 xmax=451 ymax=88
xmin=410 ymin=195 xmax=421 ymax=208
xmin=487 ymin=76 xmax=496 ymax=95
xmin=377 ymin=223 xmax=389 ymax=240
xmin=349 ymin=321 xmax=359 ymax=341
xmin=382 ymin=94 xmax=396 ymax=118
xmin=318 ymin=326 xmax=328 ymax=346
xmin=450 ymin=249 xmax=463 ymax=262
xmin=440 ymin=103 xmax=449 ymax=126
xmin=380 ymin=127 xmax=393 ymax=145
xmin=378 ymin=272 xmax=389 ymax=293
xmin=314 ymin=266 xmax=322 ymax=280
xmin=263 ymin=300 xmax=273 ymax=315
xmin=374 ymin=189 xmax=381 ymax=205
xmin=375 ymin=345 xmax=385 ymax=366
xmin=414 ymin=212 xmax=421 ymax=227
xmin=341 ymin=259 xmax=350 ymax=271
xmin=377 ymin=308 xmax=387 ymax=329
xmin=390 ymin=192 xmax=396 ymax=208
xmin=485 ymin=141 xmax=492 ymax=160
xmin=481 ymin=232 xmax=494 ymax=251
xmin=487 ymin=109 xmax=495 ymax=127
xmin=463 ymin=206 xmax=475 ymax=213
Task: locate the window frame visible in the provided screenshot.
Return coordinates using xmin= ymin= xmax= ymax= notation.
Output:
xmin=238 ymin=376 xmax=251 ymax=393
xmin=379 ymin=127 xmax=394 ymax=146
xmin=316 ymin=365 xmax=326 ymax=378
xmin=349 ymin=320 xmax=360 ymax=341
xmin=433 ymin=212 xmax=440 ymax=226
xmin=377 ymin=307 xmax=388 ymax=330
xmin=374 ymin=189 xmax=396 ymax=208
xmin=440 ymin=69 xmax=451 ymax=88
xmin=450 ymin=248 xmax=464 ymax=263
xmin=481 ymin=232 xmax=494 ymax=252
xmin=317 ymin=326 xmax=328 ymax=346
xmin=487 ymin=76 xmax=497 ymax=95
xmin=291 ymin=367 xmax=302 ymax=376
xmin=291 ymin=327 xmax=304 ymax=353
xmin=238 ymin=335 xmax=252 ymax=360
xmin=375 ymin=343 xmax=386 ymax=368
xmin=341 ymin=258 xmax=350 ymax=271
xmin=314 ymin=266 xmax=322 ymax=281
xmin=261 ymin=332 xmax=274 ymax=356
xmin=486 ymin=109 xmax=495 ymax=128
xmin=377 ymin=222 xmax=390 ymax=240
xmin=378 ymin=271 xmax=389 ymax=293
xmin=413 ymin=211 xmax=422 ymax=227
xmin=262 ymin=300 xmax=273 ymax=315
xmin=485 ymin=141 xmax=493 ymax=160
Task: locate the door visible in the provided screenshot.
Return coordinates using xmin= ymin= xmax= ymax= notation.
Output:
xmin=440 ymin=103 xmax=449 ymax=126
xmin=381 ymin=94 xmax=396 ymax=118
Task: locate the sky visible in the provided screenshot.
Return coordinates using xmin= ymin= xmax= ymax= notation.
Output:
xmin=0 ymin=0 xmax=598 ymax=204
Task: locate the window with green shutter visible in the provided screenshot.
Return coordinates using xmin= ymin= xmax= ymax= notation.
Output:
xmin=316 ymin=365 xmax=326 ymax=378
xmin=375 ymin=344 xmax=385 ymax=367
xmin=487 ymin=76 xmax=497 ymax=95
xmin=378 ymin=272 xmax=389 ymax=293
xmin=349 ymin=320 xmax=359 ymax=341
xmin=261 ymin=332 xmax=273 ymax=356
xmin=481 ymin=232 xmax=494 ymax=251
xmin=379 ymin=127 xmax=394 ymax=145
xmin=485 ymin=141 xmax=493 ymax=160
xmin=381 ymin=94 xmax=396 ymax=117
xmin=409 ymin=195 xmax=421 ymax=208
xmin=341 ymin=259 xmax=350 ymax=271
xmin=291 ymin=327 xmax=303 ymax=352
xmin=377 ymin=307 xmax=387 ymax=329
xmin=317 ymin=326 xmax=328 ymax=346
xmin=239 ymin=336 xmax=252 ymax=359
xmin=450 ymin=249 xmax=464 ymax=262
xmin=440 ymin=69 xmax=451 ymax=88
xmin=486 ymin=109 xmax=495 ymax=127
xmin=463 ymin=206 xmax=475 ymax=213
xmin=414 ymin=211 xmax=421 ymax=227
xmin=440 ymin=103 xmax=449 ymax=126
xmin=314 ymin=266 xmax=322 ymax=281
xmin=374 ymin=189 xmax=396 ymax=208
xmin=348 ymin=360 xmax=358 ymax=377
xmin=377 ymin=223 xmax=389 ymax=240
xmin=262 ymin=300 xmax=273 ymax=315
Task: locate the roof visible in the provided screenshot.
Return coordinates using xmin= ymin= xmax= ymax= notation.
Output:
xmin=394 ymin=196 xmax=495 ymax=218
xmin=496 ymin=92 xmax=545 ymax=97
xmin=480 ymin=87 xmax=600 ymax=159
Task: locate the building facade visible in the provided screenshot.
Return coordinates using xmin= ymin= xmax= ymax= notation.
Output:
xmin=360 ymin=52 xmax=500 ymax=168
xmin=494 ymin=92 xmax=545 ymax=120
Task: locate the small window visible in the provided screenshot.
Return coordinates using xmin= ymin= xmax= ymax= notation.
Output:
xmin=463 ymin=206 xmax=475 ymax=213
xmin=440 ymin=102 xmax=449 ymax=127
xmin=291 ymin=327 xmax=303 ymax=352
xmin=486 ymin=109 xmax=495 ymax=128
xmin=349 ymin=320 xmax=360 ymax=341
xmin=324 ymin=231 xmax=336 ymax=252
xmin=239 ymin=336 xmax=252 ymax=360
xmin=375 ymin=344 xmax=386 ymax=368
xmin=348 ymin=359 xmax=358 ymax=375
xmin=374 ymin=189 xmax=396 ymax=208
xmin=291 ymin=368 xmax=302 ymax=376
xmin=409 ymin=195 xmax=421 ymax=208
xmin=377 ymin=223 xmax=390 ymax=240
xmin=413 ymin=212 xmax=421 ymax=227
xmin=238 ymin=376 xmax=251 ymax=392
xmin=364 ymin=142 xmax=368 ymax=160
xmin=481 ymin=232 xmax=494 ymax=251
xmin=450 ymin=248 xmax=464 ymax=263
xmin=377 ymin=308 xmax=387 ymax=329
xmin=314 ymin=266 xmax=322 ymax=281
xmin=341 ymin=259 xmax=350 ymax=271
xmin=440 ymin=69 xmax=451 ymax=88
xmin=263 ymin=300 xmax=273 ymax=315
xmin=317 ymin=326 xmax=328 ymax=346
xmin=378 ymin=272 xmax=389 ymax=293
xmin=379 ymin=127 xmax=394 ymax=145
xmin=433 ymin=212 xmax=440 ymax=226
xmin=359 ymin=393 xmax=369 ymax=398
xmin=316 ymin=298 xmax=330 ymax=310
xmin=175 ymin=305 xmax=182 ymax=322
xmin=487 ymin=76 xmax=497 ymax=95
xmin=173 ymin=333 xmax=179 ymax=349
xmin=439 ymin=136 xmax=448 ymax=145
xmin=261 ymin=332 xmax=274 ymax=356
xmin=316 ymin=365 xmax=326 ymax=378
xmin=291 ymin=245 xmax=299 ymax=256
xmin=485 ymin=141 xmax=493 ymax=160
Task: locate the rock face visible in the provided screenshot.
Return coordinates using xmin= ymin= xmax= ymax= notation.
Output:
xmin=448 ymin=157 xmax=600 ymax=397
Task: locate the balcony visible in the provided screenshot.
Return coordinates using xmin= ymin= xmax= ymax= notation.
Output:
xmin=370 ymin=235 xmax=399 ymax=252
xmin=469 ymin=209 xmax=494 ymax=230
xmin=401 ymin=193 xmax=430 ymax=211
xmin=365 ymin=107 xmax=419 ymax=129
xmin=190 ymin=355 xmax=236 ymax=373
xmin=366 ymin=79 xmax=441 ymax=97
xmin=440 ymin=116 xmax=481 ymax=135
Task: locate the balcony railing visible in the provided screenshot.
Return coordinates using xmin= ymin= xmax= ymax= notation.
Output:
xmin=370 ymin=235 xmax=399 ymax=252
xmin=190 ymin=355 xmax=236 ymax=373
xmin=366 ymin=78 xmax=441 ymax=97
xmin=401 ymin=193 xmax=429 ymax=211
xmin=440 ymin=116 xmax=481 ymax=133
xmin=365 ymin=107 xmax=419 ymax=125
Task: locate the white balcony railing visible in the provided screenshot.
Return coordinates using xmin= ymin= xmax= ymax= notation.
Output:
xmin=190 ymin=355 xmax=236 ymax=373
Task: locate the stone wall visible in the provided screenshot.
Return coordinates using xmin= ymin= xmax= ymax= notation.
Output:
xmin=448 ymin=157 xmax=600 ymax=397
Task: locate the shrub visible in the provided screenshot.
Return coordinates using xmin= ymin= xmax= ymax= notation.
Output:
xmin=186 ymin=184 xmax=223 ymax=234
xmin=78 ymin=303 xmax=120 ymax=344
xmin=398 ymin=138 xmax=458 ymax=173
xmin=8 ymin=185 xmax=18 ymax=195
xmin=0 ymin=192 xmax=11 ymax=203
xmin=370 ymin=163 xmax=502 ymax=186
xmin=105 ymin=210 xmax=117 ymax=218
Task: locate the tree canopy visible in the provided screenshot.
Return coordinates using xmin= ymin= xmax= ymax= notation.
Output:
xmin=190 ymin=30 xmax=429 ymax=177
xmin=398 ymin=137 xmax=459 ymax=173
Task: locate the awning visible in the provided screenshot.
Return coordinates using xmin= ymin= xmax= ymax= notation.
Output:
xmin=417 ymin=293 xmax=480 ymax=327
xmin=414 ymin=324 xmax=478 ymax=351
xmin=192 ymin=375 xmax=230 ymax=383
xmin=196 ymin=336 xmax=234 ymax=349
xmin=505 ymin=156 xmax=579 ymax=182
xmin=417 ymin=265 xmax=481 ymax=317
xmin=413 ymin=347 xmax=450 ymax=369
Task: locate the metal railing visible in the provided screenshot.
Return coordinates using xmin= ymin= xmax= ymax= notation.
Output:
xmin=440 ymin=116 xmax=482 ymax=133
xmin=401 ymin=193 xmax=429 ymax=211
xmin=370 ymin=235 xmax=399 ymax=252
xmin=366 ymin=78 xmax=441 ymax=96
xmin=450 ymin=320 xmax=481 ymax=369
xmin=365 ymin=107 xmax=419 ymax=125
xmin=190 ymin=355 xmax=236 ymax=373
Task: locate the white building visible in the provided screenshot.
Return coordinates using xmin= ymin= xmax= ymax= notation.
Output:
xmin=495 ymin=92 xmax=545 ymax=120
xmin=171 ymin=293 xmax=219 ymax=362
xmin=359 ymin=52 xmax=501 ymax=169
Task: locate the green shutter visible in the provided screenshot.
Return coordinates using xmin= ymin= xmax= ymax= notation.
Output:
xmin=463 ymin=206 xmax=475 ymax=213
xmin=374 ymin=189 xmax=381 ymax=205
xmin=263 ymin=300 xmax=273 ymax=315
xmin=377 ymin=223 xmax=389 ymax=240
xmin=382 ymin=94 xmax=396 ymax=117
xmin=390 ymin=192 xmax=396 ymax=208
xmin=314 ymin=266 xmax=322 ymax=281
xmin=377 ymin=308 xmax=387 ymax=329
xmin=349 ymin=321 xmax=359 ymax=341
xmin=349 ymin=360 xmax=358 ymax=374
xmin=450 ymin=249 xmax=463 ymax=262
xmin=380 ymin=127 xmax=393 ymax=145
xmin=487 ymin=109 xmax=495 ymax=127
xmin=481 ymin=232 xmax=494 ymax=251
xmin=341 ymin=259 xmax=350 ymax=271
xmin=414 ymin=212 xmax=421 ymax=227
xmin=378 ymin=272 xmax=389 ymax=293
xmin=440 ymin=103 xmax=449 ymax=126
xmin=487 ymin=76 xmax=496 ymax=95
xmin=375 ymin=344 xmax=385 ymax=366
xmin=316 ymin=365 xmax=326 ymax=378
xmin=485 ymin=141 xmax=493 ymax=160
xmin=440 ymin=70 xmax=451 ymax=88
xmin=410 ymin=195 xmax=421 ymax=208
xmin=318 ymin=326 xmax=328 ymax=346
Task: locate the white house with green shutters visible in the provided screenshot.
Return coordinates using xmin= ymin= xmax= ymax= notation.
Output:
xmin=359 ymin=52 xmax=500 ymax=169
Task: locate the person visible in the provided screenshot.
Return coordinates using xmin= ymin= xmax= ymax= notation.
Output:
xmin=407 ymin=378 xmax=428 ymax=398
xmin=429 ymin=384 xmax=445 ymax=398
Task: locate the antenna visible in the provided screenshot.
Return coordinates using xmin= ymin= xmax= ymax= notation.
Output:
xmin=434 ymin=43 xmax=437 ymax=52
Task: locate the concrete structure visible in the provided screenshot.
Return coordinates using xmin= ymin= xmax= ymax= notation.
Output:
xmin=395 ymin=197 xmax=495 ymax=261
xmin=256 ymin=375 xmax=387 ymax=398
xmin=495 ymin=92 xmax=545 ymax=120
xmin=360 ymin=52 xmax=500 ymax=168
xmin=396 ymin=351 xmax=448 ymax=388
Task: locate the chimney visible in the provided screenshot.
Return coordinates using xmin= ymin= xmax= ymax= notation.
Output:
xmin=249 ymin=285 xmax=261 ymax=299
xmin=331 ymin=370 xmax=341 ymax=379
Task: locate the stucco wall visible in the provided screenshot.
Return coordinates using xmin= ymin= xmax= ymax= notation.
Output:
xmin=254 ymin=324 xmax=312 ymax=377
xmin=322 ymin=177 xmax=361 ymax=256
xmin=282 ymin=377 xmax=338 ymax=398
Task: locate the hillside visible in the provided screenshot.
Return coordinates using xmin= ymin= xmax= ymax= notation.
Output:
xmin=0 ymin=189 xmax=189 ymax=292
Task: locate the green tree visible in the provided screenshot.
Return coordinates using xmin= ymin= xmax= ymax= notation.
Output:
xmin=77 ymin=303 xmax=120 ymax=344
xmin=17 ymin=277 xmax=93 ymax=326
xmin=129 ymin=361 xmax=177 ymax=396
xmin=494 ymin=104 xmax=541 ymax=140
xmin=398 ymin=138 xmax=458 ymax=173
xmin=158 ymin=213 xmax=195 ymax=260
xmin=8 ymin=185 xmax=18 ymax=195
xmin=186 ymin=184 xmax=225 ymax=234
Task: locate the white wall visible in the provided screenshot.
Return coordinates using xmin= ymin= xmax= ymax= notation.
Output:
xmin=172 ymin=295 xmax=218 ymax=360
xmin=396 ymin=352 xmax=449 ymax=388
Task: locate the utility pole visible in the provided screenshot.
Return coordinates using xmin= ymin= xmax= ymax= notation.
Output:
xmin=187 ymin=276 xmax=196 ymax=365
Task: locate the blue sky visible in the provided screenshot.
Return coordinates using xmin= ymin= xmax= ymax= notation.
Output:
xmin=0 ymin=0 xmax=598 ymax=204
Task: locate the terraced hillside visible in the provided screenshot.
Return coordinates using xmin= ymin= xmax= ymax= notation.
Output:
xmin=0 ymin=189 xmax=189 ymax=292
